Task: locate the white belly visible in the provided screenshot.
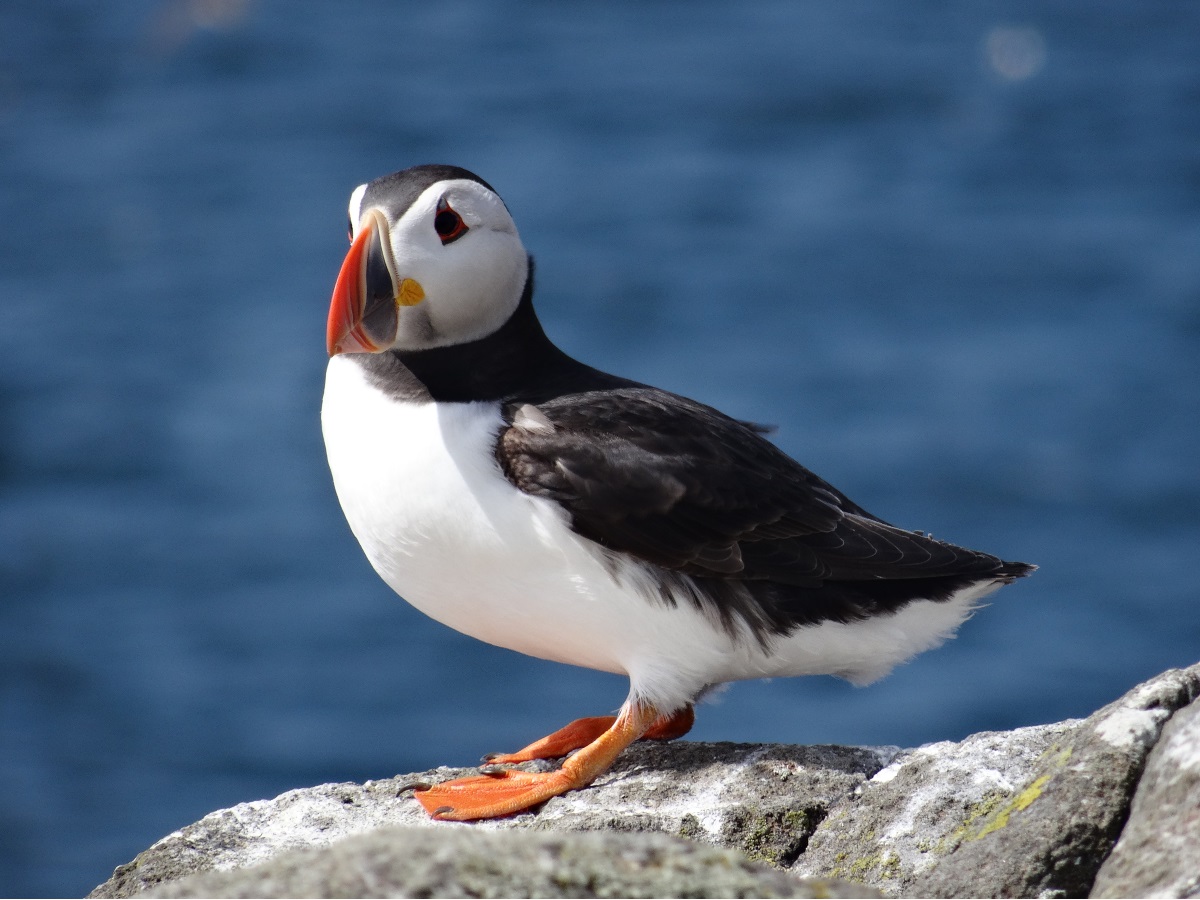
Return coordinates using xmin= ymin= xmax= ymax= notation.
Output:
xmin=321 ymin=356 xmax=991 ymax=710
xmin=322 ymin=357 xmax=731 ymax=705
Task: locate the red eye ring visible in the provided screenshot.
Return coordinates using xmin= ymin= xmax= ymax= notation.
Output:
xmin=434 ymin=199 xmax=468 ymax=245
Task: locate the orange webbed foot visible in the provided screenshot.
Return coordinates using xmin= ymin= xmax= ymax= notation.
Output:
xmin=415 ymin=768 xmax=573 ymax=820
xmin=414 ymin=700 xmax=671 ymax=821
xmin=643 ymin=704 xmax=695 ymax=742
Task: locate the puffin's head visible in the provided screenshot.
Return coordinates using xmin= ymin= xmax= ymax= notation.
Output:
xmin=327 ymin=165 xmax=528 ymax=355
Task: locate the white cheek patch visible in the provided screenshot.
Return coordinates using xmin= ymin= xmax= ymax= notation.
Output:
xmin=347 ymin=183 xmax=368 ymax=236
xmin=384 ymin=180 xmax=529 ymax=350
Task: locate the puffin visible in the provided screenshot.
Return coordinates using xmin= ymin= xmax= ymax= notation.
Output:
xmin=321 ymin=163 xmax=1034 ymax=821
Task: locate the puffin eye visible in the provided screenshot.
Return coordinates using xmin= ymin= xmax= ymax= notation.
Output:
xmin=434 ymin=199 xmax=468 ymax=245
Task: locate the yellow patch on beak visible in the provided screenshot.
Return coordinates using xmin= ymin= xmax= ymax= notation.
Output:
xmin=397 ymin=278 xmax=425 ymax=307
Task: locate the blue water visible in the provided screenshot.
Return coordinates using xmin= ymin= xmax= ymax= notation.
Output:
xmin=3 ymin=2 xmax=1198 ymax=895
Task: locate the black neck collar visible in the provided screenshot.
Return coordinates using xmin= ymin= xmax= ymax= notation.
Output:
xmin=352 ymin=260 xmax=629 ymax=404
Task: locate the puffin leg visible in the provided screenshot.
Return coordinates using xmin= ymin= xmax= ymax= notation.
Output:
xmin=485 ymin=704 xmax=695 ymax=765
xmin=415 ymin=700 xmax=662 ymax=821
xmin=646 ymin=703 xmax=695 ymax=742
xmin=483 ymin=716 xmax=616 ymax=764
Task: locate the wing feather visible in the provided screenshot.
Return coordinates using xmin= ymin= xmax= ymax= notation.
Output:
xmin=497 ymin=388 xmax=1011 ymax=584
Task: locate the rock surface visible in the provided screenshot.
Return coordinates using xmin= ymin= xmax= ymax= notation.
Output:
xmin=90 ymin=664 xmax=1200 ymax=900
xmin=910 ymin=664 xmax=1200 ymax=899
xmin=137 ymin=827 xmax=872 ymax=899
xmin=1091 ymin=690 xmax=1200 ymax=898
xmin=91 ymin=742 xmax=889 ymax=898
xmin=793 ymin=720 xmax=1077 ymax=895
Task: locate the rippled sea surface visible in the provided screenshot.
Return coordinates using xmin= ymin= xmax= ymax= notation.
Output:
xmin=3 ymin=2 xmax=1199 ymax=895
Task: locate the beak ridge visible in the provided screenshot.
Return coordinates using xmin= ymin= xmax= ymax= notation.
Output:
xmin=327 ymin=213 xmax=401 ymax=356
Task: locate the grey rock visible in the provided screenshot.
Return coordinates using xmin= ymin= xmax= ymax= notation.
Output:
xmin=909 ymin=664 xmax=1200 ymax=899
xmin=793 ymin=719 xmax=1078 ymax=895
xmin=139 ymin=826 xmax=873 ymax=899
xmin=1091 ymin=694 xmax=1200 ymax=899
xmin=88 ymin=664 xmax=1200 ymax=900
xmin=90 ymin=741 xmax=892 ymax=899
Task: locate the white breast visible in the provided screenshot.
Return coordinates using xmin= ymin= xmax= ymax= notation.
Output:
xmin=321 ymin=357 xmax=711 ymax=702
xmin=321 ymin=356 xmax=993 ymax=711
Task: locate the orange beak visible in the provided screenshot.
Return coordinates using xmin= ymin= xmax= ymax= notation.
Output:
xmin=327 ymin=212 xmax=424 ymax=356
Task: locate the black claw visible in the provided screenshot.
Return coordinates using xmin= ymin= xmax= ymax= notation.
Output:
xmin=481 ymin=753 xmax=499 ymax=762
xmin=396 ymin=781 xmax=432 ymax=795
xmin=433 ymin=805 xmax=454 ymax=817
xmin=479 ymin=765 xmax=506 ymax=777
